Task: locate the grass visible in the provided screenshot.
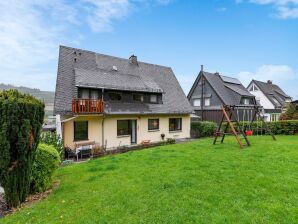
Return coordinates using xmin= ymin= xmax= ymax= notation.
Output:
xmin=3 ymin=136 xmax=298 ymax=224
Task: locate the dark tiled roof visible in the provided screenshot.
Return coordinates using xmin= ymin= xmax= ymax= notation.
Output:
xmin=251 ymin=80 xmax=291 ymax=107
xmin=54 ymin=46 xmax=192 ymax=115
xmin=75 ymin=68 xmax=163 ymax=93
xmin=188 ymin=71 xmax=254 ymax=106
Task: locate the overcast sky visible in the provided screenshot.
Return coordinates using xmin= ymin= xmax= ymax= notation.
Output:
xmin=0 ymin=0 xmax=297 ymax=99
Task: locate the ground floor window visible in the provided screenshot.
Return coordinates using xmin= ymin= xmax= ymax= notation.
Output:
xmin=148 ymin=119 xmax=159 ymax=130
xmin=117 ymin=120 xmax=131 ymax=136
xmin=270 ymin=113 xmax=280 ymax=121
xmin=169 ymin=118 xmax=182 ymax=131
xmin=74 ymin=121 xmax=88 ymax=141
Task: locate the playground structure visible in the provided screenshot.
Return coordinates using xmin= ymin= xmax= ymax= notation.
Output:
xmin=213 ymin=104 xmax=276 ymax=149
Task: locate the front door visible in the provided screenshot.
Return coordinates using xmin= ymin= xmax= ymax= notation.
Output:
xmin=130 ymin=120 xmax=137 ymax=144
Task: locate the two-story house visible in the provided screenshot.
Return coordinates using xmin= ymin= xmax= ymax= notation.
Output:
xmin=247 ymin=80 xmax=292 ymax=121
xmin=54 ymin=46 xmax=193 ymax=150
xmin=187 ymin=66 xmax=256 ymax=124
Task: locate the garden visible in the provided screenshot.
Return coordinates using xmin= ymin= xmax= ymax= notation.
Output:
xmin=1 ymin=90 xmax=298 ymax=223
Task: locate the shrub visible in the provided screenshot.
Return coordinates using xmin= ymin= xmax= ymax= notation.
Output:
xmin=40 ymin=132 xmax=64 ymax=160
xmin=166 ymin=138 xmax=176 ymax=144
xmin=30 ymin=144 xmax=60 ymax=193
xmin=191 ymin=121 xmax=217 ymax=138
xmin=0 ymin=90 xmax=44 ymax=208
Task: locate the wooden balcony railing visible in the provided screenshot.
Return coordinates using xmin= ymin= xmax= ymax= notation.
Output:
xmin=72 ymin=99 xmax=105 ymax=114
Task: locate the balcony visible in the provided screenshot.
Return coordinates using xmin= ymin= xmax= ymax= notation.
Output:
xmin=72 ymin=99 xmax=105 ymax=114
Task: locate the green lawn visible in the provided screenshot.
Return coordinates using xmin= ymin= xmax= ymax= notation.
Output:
xmin=3 ymin=136 xmax=298 ymax=224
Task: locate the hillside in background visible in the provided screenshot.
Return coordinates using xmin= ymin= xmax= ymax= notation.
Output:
xmin=0 ymin=83 xmax=54 ymax=118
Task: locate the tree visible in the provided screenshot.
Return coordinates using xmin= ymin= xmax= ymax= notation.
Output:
xmin=0 ymin=90 xmax=44 ymax=208
xmin=280 ymin=103 xmax=298 ymax=120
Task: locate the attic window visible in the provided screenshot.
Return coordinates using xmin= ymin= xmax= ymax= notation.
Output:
xmin=249 ymin=84 xmax=259 ymax=92
xmin=109 ymin=92 xmax=122 ymax=101
xmin=133 ymin=93 xmax=144 ymax=102
xmin=150 ymin=95 xmax=158 ymax=103
xmin=243 ymin=98 xmax=250 ymax=105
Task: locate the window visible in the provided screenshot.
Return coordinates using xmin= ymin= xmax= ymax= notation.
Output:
xmin=243 ymin=98 xmax=250 ymax=105
xmin=148 ymin=119 xmax=159 ymax=130
xmin=117 ymin=120 xmax=131 ymax=136
xmin=133 ymin=94 xmax=144 ymax=102
xmin=80 ymin=89 xmax=89 ymax=99
xmin=150 ymin=95 xmax=158 ymax=103
xmin=204 ymin=98 xmax=210 ymax=106
xmin=249 ymin=84 xmax=259 ymax=92
xmin=109 ymin=92 xmax=122 ymax=101
xmin=193 ymin=99 xmax=201 ymax=107
xmin=169 ymin=118 xmax=182 ymax=132
xmin=74 ymin=121 xmax=88 ymax=141
xmin=90 ymin=90 xmax=99 ymax=100
xmin=270 ymin=113 xmax=280 ymax=122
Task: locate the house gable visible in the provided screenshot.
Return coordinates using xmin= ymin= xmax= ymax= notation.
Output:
xmin=247 ymin=81 xmax=275 ymax=109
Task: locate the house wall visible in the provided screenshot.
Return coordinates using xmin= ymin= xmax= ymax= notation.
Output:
xmin=62 ymin=114 xmax=191 ymax=150
xmin=63 ymin=115 xmax=103 ymax=149
xmin=189 ymin=75 xmax=222 ymax=108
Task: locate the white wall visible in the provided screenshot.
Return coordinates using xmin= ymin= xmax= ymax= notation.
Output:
xmin=247 ymin=83 xmax=275 ymax=109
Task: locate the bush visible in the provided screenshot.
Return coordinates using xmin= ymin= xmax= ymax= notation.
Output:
xmin=40 ymin=132 xmax=64 ymax=160
xmin=232 ymin=120 xmax=298 ymax=135
xmin=166 ymin=138 xmax=176 ymax=144
xmin=191 ymin=121 xmax=217 ymax=138
xmin=30 ymin=144 xmax=60 ymax=193
xmin=0 ymin=90 xmax=44 ymax=208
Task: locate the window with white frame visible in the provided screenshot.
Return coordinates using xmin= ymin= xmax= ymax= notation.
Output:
xmin=204 ymin=98 xmax=210 ymax=106
xmin=193 ymin=99 xmax=201 ymax=107
xmin=270 ymin=113 xmax=280 ymax=122
xmin=243 ymin=98 xmax=250 ymax=105
xmin=150 ymin=95 xmax=158 ymax=103
xmin=249 ymin=84 xmax=259 ymax=92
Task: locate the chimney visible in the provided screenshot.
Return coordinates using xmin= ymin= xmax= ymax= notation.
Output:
xmin=201 ymin=65 xmax=204 ymax=72
xmin=267 ymin=80 xmax=272 ymax=84
xmin=129 ymin=54 xmax=138 ymax=65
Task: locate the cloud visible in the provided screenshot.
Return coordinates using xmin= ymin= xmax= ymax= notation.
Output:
xmin=217 ymin=7 xmax=228 ymax=12
xmin=239 ymin=0 xmax=298 ymax=18
xmin=0 ymin=0 xmax=172 ymax=90
xmin=238 ymin=64 xmax=298 ymax=98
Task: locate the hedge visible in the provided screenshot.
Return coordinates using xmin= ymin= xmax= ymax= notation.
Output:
xmin=0 ymin=90 xmax=44 ymax=208
xmin=191 ymin=121 xmax=217 ymax=138
xmin=231 ymin=120 xmax=298 ymax=135
xmin=30 ymin=144 xmax=60 ymax=193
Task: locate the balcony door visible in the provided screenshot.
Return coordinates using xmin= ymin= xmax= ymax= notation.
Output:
xmin=130 ymin=120 xmax=137 ymax=144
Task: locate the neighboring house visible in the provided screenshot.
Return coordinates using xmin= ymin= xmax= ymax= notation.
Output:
xmin=291 ymin=100 xmax=298 ymax=105
xmin=247 ymin=80 xmax=292 ymax=121
xmin=187 ymin=66 xmax=256 ymax=124
xmin=54 ymin=46 xmax=193 ymax=150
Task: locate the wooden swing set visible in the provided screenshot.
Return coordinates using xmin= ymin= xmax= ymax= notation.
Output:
xmin=213 ymin=104 xmax=276 ymax=149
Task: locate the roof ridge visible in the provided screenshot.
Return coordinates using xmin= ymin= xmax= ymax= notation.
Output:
xmin=60 ymin=45 xmax=172 ymax=69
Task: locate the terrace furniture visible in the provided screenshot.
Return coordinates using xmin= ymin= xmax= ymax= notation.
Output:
xmin=75 ymin=141 xmax=95 ymax=161
xmin=65 ymin=147 xmax=76 ymax=160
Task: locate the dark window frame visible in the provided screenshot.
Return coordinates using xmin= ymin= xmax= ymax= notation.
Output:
xmin=169 ymin=118 xmax=182 ymax=132
xmin=132 ymin=93 xmax=144 ymax=102
xmin=117 ymin=120 xmax=131 ymax=136
xmin=74 ymin=121 xmax=88 ymax=141
xmin=109 ymin=92 xmax=122 ymax=101
xmin=148 ymin=119 xmax=159 ymax=131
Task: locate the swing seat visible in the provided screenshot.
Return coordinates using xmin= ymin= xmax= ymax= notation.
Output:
xmin=245 ymin=130 xmax=253 ymax=136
